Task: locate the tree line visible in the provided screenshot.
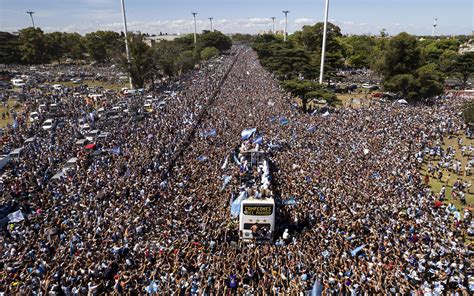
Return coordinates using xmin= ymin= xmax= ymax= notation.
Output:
xmin=0 ymin=27 xmax=233 ymax=88
xmin=252 ymin=23 xmax=473 ymax=111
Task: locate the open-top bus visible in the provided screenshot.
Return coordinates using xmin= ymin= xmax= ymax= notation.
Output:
xmin=232 ymin=134 xmax=276 ymax=243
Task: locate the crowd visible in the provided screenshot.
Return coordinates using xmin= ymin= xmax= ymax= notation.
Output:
xmin=1 ymin=46 xmax=473 ymax=295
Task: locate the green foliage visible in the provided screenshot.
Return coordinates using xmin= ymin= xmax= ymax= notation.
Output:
xmin=200 ymin=47 xmax=219 ymax=60
xmin=84 ymin=31 xmax=123 ymax=63
xmin=375 ymin=32 xmax=445 ymax=101
xmin=198 ymin=31 xmax=232 ymax=52
xmin=18 ymin=27 xmax=48 ymax=64
xmin=231 ymin=33 xmax=255 ymax=45
xmin=420 ymin=38 xmax=460 ymax=65
xmin=0 ymin=32 xmax=21 ymax=64
xmin=449 ymin=52 xmax=474 ymax=87
xmin=337 ymin=35 xmax=377 ymax=68
xmin=383 ymin=63 xmax=444 ymax=101
xmin=376 ymin=32 xmax=421 ymax=78
xmin=294 ymin=22 xmax=342 ymax=52
xmin=282 ymin=79 xmax=337 ymax=111
xmin=124 ymin=33 xmax=155 ymax=88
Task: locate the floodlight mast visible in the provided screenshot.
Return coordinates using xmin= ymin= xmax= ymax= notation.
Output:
xmin=209 ymin=17 xmax=213 ymax=31
xmin=26 ymin=11 xmax=35 ymax=28
xmin=319 ymin=0 xmax=329 ymax=84
xmin=282 ymin=11 xmax=289 ymax=41
xmin=271 ymin=17 xmax=276 ymax=34
xmin=120 ymin=0 xmax=133 ymax=89
xmin=192 ymin=12 xmax=198 ymax=44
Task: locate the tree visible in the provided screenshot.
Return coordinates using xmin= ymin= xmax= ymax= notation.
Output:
xmin=198 ymin=31 xmax=232 ymax=52
xmin=153 ymin=40 xmax=183 ymax=77
xmin=44 ymin=32 xmax=64 ymax=62
xmin=449 ymin=52 xmax=474 ymax=88
xmin=200 ymin=47 xmax=219 ymax=60
xmin=61 ymin=33 xmax=86 ymax=60
xmin=375 ymin=32 xmax=421 ymax=79
xmin=84 ymin=31 xmax=123 ymax=63
xmin=18 ymin=27 xmax=48 ymax=64
xmin=294 ymin=22 xmax=342 ymax=52
xmin=383 ymin=63 xmax=444 ymax=101
xmin=0 ymin=32 xmax=21 ymax=64
xmin=118 ymin=33 xmax=155 ymax=88
xmin=282 ymin=79 xmax=336 ymax=111
xmin=338 ymin=35 xmax=377 ymax=69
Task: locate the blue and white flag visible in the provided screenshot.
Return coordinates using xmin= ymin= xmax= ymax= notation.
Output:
xmin=12 ymin=118 xmax=18 ymax=129
xmin=7 ymin=210 xmax=25 ymax=223
xmin=201 ymin=128 xmax=217 ymax=138
xmin=279 ymin=117 xmax=289 ymax=126
xmin=307 ymin=126 xmax=316 ymax=132
xmin=283 ymin=197 xmax=297 ymax=205
xmin=221 ymin=175 xmax=232 ymax=191
xmin=221 ymin=155 xmax=229 ymax=170
xmin=311 ymin=277 xmax=323 ymax=296
xmin=350 ymin=244 xmax=366 ymax=257
xmin=145 ymin=280 xmax=159 ymax=294
xmin=109 ymin=147 xmax=121 ymax=155
xmin=197 ymin=155 xmax=208 ymax=162
xmin=241 ymin=128 xmax=257 ymax=140
xmin=233 ymin=153 xmax=241 ymax=165
xmin=231 ymin=191 xmax=248 ymax=217
xmin=253 ymin=135 xmax=263 ymax=144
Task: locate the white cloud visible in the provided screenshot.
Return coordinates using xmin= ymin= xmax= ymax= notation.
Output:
xmin=294 ymin=18 xmax=316 ymax=25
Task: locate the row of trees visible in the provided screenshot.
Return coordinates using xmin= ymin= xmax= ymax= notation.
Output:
xmin=0 ymin=27 xmax=232 ymax=88
xmin=253 ymin=23 xmax=473 ymax=110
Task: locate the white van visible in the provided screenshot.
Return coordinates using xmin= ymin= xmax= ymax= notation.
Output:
xmin=52 ymin=84 xmax=62 ymax=90
xmin=0 ymin=154 xmax=11 ymax=170
xmin=9 ymin=147 xmax=24 ymax=159
xmin=42 ymin=119 xmax=54 ymax=130
xmin=11 ymin=79 xmax=25 ymax=87
xmin=29 ymin=112 xmax=40 ymax=122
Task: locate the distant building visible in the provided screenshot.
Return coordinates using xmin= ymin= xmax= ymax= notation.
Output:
xmin=459 ymin=39 xmax=474 ymax=54
xmin=144 ymin=34 xmax=180 ymax=47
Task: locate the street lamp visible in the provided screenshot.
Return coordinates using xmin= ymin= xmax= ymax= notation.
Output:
xmin=209 ymin=17 xmax=213 ymax=31
xmin=282 ymin=10 xmax=289 ymax=41
xmin=192 ymin=12 xmax=197 ymax=44
xmin=271 ymin=17 xmax=275 ymax=34
xmin=120 ymin=0 xmax=133 ymax=89
xmin=319 ymin=0 xmax=329 ymax=84
xmin=26 ymin=11 xmax=35 ymax=28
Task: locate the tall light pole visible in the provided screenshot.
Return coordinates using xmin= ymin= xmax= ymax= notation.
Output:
xmin=209 ymin=17 xmax=213 ymax=31
xmin=192 ymin=12 xmax=197 ymax=44
xmin=120 ymin=0 xmax=133 ymax=89
xmin=26 ymin=11 xmax=35 ymax=28
xmin=431 ymin=17 xmax=438 ymax=37
xmin=271 ymin=17 xmax=276 ymax=34
xmin=319 ymin=0 xmax=329 ymax=84
xmin=282 ymin=10 xmax=289 ymax=41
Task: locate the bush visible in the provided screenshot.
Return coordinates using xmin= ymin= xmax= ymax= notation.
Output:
xmin=200 ymin=47 xmax=219 ymax=61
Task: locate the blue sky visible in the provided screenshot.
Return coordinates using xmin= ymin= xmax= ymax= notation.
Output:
xmin=0 ymin=0 xmax=472 ymax=35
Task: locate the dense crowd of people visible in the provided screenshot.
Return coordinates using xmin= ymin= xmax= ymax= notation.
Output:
xmin=1 ymin=46 xmax=473 ymax=295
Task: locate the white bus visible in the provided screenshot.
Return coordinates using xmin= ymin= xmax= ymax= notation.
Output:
xmin=239 ymin=198 xmax=275 ymax=241
xmin=234 ymin=140 xmax=276 ymax=242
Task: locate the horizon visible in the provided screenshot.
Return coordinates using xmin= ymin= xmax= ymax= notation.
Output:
xmin=0 ymin=0 xmax=473 ymax=36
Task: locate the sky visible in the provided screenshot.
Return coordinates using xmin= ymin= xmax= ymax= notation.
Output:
xmin=0 ymin=0 xmax=472 ymax=36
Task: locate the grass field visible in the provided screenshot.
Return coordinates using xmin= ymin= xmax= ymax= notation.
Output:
xmin=0 ymin=100 xmax=21 ymax=128
xmin=419 ymin=135 xmax=473 ymax=211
